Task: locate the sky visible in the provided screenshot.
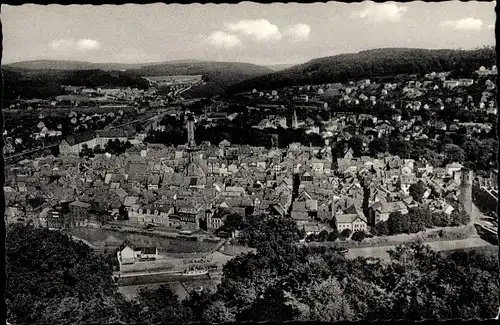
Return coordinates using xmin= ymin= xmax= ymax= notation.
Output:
xmin=1 ymin=1 xmax=496 ymax=66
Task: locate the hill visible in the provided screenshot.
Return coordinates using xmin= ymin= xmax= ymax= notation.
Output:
xmin=130 ymin=61 xmax=273 ymax=94
xmin=227 ymin=47 xmax=497 ymax=94
xmin=3 ymin=60 xmax=272 ymax=100
xmin=266 ymin=63 xmax=298 ymax=71
xmin=2 ymin=67 xmax=151 ymax=100
xmin=3 ymin=59 xmax=206 ymax=71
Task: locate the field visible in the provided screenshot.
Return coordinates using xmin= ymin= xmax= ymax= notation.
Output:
xmin=146 ymin=75 xmax=202 ymax=85
xmin=118 ymin=276 xmax=221 ymax=301
xmin=65 ymin=228 xmax=218 ymax=254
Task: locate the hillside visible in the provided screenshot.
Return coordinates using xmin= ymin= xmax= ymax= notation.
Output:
xmin=2 ymin=68 xmax=150 ymax=101
xmin=266 ymin=63 xmax=298 ymax=71
xmin=130 ymin=61 xmax=273 ymax=90
xmin=2 ymin=60 xmax=272 ymax=100
xmin=227 ymin=47 xmax=497 ymax=94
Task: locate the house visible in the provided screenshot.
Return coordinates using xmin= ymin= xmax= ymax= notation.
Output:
xmin=370 ymin=201 xmax=408 ymax=224
xmin=128 ymin=204 xmax=173 ymax=226
xmin=68 ymin=201 xmax=90 ymax=227
xmin=118 ymin=242 xmax=159 ymax=265
xmin=336 ymin=206 xmax=368 ymax=233
xmin=59 ymin=131 xmax=97 ymax=155
xmin=443 ymin=80 xmax=459 ymax=89
xmin=291 ymin=202 xmax=310 ymax=223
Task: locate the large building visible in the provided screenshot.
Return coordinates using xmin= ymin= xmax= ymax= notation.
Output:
xmin=186 ymin=115 xmax=196 ymax=148
xmin=459 ymin=169 xmax=473 ymax=215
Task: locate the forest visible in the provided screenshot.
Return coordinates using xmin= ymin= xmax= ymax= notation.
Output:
xmin=2 ymin=68 xmax=150 ymax=101
xmin=6 ymin=218 xmax=498 ymax=324
xmin=227 ymin=46 xmax=497 ymax=94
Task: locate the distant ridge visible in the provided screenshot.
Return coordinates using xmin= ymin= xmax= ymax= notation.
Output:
xmin=4 ymin=59 xmax=207 ymax=71
xmin=2 ymin=59 xmax=273 ymax=100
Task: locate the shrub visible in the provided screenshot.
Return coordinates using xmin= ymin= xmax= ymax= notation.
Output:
xmin=340 ymin=228 xmax=352 ymax=239
xmin=351 ymin=231 xmax=367 ymax=242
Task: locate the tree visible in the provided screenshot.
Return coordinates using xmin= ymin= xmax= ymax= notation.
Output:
xmin=327 ymin=229 xmax=339 ymax=241
xmin=6 ymin=225 xmax=133 ymax=324
xmin=449 ymin=209 xmax=470 ymax=226
xmin=409 ymin=181 xmax=427 ymax=203
xmin=238 ymin=214 xmax=304 ymax=254
xmin=317 ymin=230 xmax=329 ymax=242
xmin=135 ymin=285 xmax=192 ymax=324
xmin=369 ymin=137 xmax=389 ymax=156
xmin=351 ymin=230 xmax=367 ymax=242
xmin=387 ymin=212 xmax=412 ymax=235
xmin=288 ymin=277 xmax=355 ymax=322
xmin=443 ymin=143 xmax=466 ymax=164
xmin=374 ymin=221 xmax=389 ymax=236
xmin=219 ymin=212 xmax=244 ymax=233
xmin=202 ymin=300 xmax=236 ymax=323
xmin=118 ymin=205 xmax=128 ymax=221
xmin=348 ymin=135 xmax=364 ymax=157
xmin=340 ymin=228 xmax=352 ymax=239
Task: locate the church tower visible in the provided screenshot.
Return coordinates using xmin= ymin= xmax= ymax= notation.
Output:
xmin=186 ymin=115 xmax=196 ymax=148
xmin=459 ymin=169 xmax=473 ymax=215
xmin=292 ymin=109 xmax=299 ymax=129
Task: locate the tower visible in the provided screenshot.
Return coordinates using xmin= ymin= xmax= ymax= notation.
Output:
xmin=186 ymin=115 xmax=196 ymax=148
xmin=292 ymin=109 xmax=299 ymax=129
xmin=459 ymin=169 xmax=473 ymax=215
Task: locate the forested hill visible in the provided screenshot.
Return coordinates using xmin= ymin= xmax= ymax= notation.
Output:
xmin=130 ymin=61 xmax=273 ymax=89
xmin=2 ymin=68 xmax=150 ymax=101
xmin=2 ymin=61 xmax=273 ymax=100
xmin=226 ymin=47 xmax=497 ymax=94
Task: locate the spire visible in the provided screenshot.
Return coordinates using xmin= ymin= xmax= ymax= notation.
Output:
xmin=292 ymin=109 xmax=299 ymax=129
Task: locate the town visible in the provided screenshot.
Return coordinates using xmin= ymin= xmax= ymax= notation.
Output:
xmin=5 ymin=64 xmax=498 ymax=276
xmin=3 ymin=2 xmax=499 ymax=323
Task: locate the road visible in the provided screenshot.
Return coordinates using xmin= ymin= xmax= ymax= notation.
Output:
xmin=346 ymin=237 xmax=492 ymax=261
xmin=5 ymin=144 xmax=59 ymax=161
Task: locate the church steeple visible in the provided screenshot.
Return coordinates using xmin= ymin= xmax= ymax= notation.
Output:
xmin=292 ymin=109 xmax=299 ymax=129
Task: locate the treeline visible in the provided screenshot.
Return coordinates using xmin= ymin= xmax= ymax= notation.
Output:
xmin=227 ymin=47 xmax=496 ymax=94
xmin=3 ymin=68 xmax=150 ymax=100
xmin=373 ymin=208 xmax=470 ymax=236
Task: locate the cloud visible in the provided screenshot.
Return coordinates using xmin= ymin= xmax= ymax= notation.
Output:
xmin=226 ymin=19 xmax=282 ymax=42
xmin=441 ymin=18 xmax=483 ymax=31
xmin=356 ymin=2 xmax=408 ymax=22
xmin=488 ymin=24 xmax=495 ymax=30
xmin=207 ymin=31 xmax=242 ymax=49
xmin=77 ymin=39 xmax=101 ymax=51
xmin=285 ymin=23 xmax=311 ymax=41
xmin=49 ymin=38 xmax=101 ymax=52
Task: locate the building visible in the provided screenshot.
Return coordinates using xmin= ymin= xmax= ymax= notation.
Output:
xmin=118 ymin=242 xmax=159 ymax=265
xmin=68 ymin=201 xmax=91 ymax=227
xmin=292 ymin=109 xmax=299 ymax=129
xmin=336 ymin=208 xmax=368 ymax=233
xmin=186 ymin=115 xmax=196 ymax=148
xmin=459 ymin=169 xmax=473 ymax=215
xmin=370 ymin=201 xmax=408 ymax=224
